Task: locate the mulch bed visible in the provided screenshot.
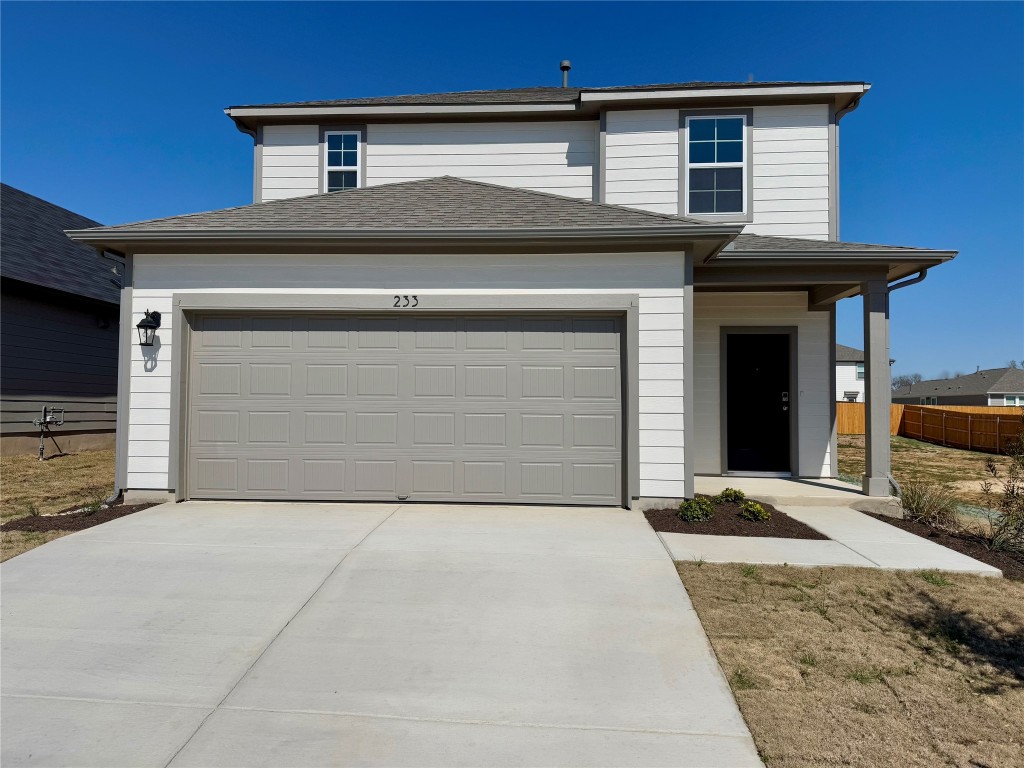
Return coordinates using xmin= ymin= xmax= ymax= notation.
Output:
xmin=645 ymin=494 xmax=828 ymax=540
xmin=1 ymin=503 xmax=157 ymax=534
xmin=865 ymin=512 xmax=1024 ymax=582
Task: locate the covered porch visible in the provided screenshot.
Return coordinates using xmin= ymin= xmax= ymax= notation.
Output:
xmin=689 ymin=234 xmax=956 ymax=497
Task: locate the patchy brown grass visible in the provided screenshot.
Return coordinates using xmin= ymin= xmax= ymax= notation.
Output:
xmin=0 ymin=449 xmax=115 ymax=561
xmin=679 ymin=562 xmax=1024 ymax=768
xmin=839 ymin=435 xmax=1012 ymax=509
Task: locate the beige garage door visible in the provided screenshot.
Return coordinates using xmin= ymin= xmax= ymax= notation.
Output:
xmin=186 ymin=313 xmax=623 ymax=505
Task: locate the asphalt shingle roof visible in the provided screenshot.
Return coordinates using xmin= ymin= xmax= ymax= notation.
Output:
xmin=725 ymin=234 xmax=933 ymax=254
xmin=232 ymin=81 xmax=866 ymax=109
xmin=1 ymin=184 xmax=120 ymax=304
xmin=894 ymin=368 xmax=1024 ymax=398
xmin=836 ymin=344 xmax=865 ymax=362
xmin=74 ymin=177 xmax=707 ymax=234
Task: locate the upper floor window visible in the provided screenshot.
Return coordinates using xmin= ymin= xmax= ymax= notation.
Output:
xmin=685 ymin=115 xmax=746 ymax=216
xmin=1005 ymin=395 xmax=1021 ymax=406
xmin=325 ymin=131 xmax=360 ymax=192
xmin=856 ymin=363 xmax=865 ymax=381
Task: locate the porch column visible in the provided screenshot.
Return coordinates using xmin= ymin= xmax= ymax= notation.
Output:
xmin=862 ymin=279 xmax=891 ymax=496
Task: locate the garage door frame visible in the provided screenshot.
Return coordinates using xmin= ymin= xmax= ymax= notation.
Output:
xmin=169 ymin=293 xmax=640 ymax=506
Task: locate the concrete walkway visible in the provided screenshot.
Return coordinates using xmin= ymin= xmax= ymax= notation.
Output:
xmin=661 ymin=505 xmax=1001 ymax=576
xmin=1 ymin=502 xmax=761 ymax=768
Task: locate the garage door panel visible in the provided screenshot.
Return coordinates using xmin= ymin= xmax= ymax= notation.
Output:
xmin=188 ymin=313 xmax=623 ymax=504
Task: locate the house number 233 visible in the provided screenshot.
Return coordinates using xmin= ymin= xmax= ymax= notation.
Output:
xmin=393 ymin=295 xmax=419 ymax=307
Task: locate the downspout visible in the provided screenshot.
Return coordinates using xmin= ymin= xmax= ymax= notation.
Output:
xmin=101 ymin=246 xmax=127 ymax=506
xmin=881 ymin=268 xmax=928 ymax=496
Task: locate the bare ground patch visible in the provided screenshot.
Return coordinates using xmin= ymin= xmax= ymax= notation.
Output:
xmin=679 ymin=562 xmax=1024 ymax=768
xmin=0 ymin=449 xmax=118 ymax=561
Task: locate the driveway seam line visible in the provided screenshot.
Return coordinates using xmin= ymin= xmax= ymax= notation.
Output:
xmin=217 ymin=703 xmax=748 ymax=738
xmin=1 ymin=693 xmax=211 ymax=710
xmin=160 ymin=506 xmax=402 ymax=768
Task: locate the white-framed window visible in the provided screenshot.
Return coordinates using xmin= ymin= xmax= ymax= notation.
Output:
xmin=684 ymin=115 xmax=746 ymax=216
xmin=1004 ymin=395 xmax=1022 ymax=406
xmin=920 ymin=396 xmax=938 ymax=405
xmin=856 ymin=363 xmax=865 ymax=381
xmin=324 ymin=131 xmax=360 ymax=192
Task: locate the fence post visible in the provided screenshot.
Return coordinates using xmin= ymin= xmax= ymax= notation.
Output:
xmin=967 ymin=413 xmax=971 ymax=451
xmin=942 ymin=411 xmax=946 ymax=446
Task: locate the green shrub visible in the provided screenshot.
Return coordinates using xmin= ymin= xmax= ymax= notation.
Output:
xmin=899 ymin=480 xmax=959 ymax=530
xmin=739 ymin=501 xmax=771 ymax=522
xmin=980 ymin=423 xmax=1024 ymax=553
xmin=713 ymin=487 xmax=746 ymax=503
xmin=678 ymin=497 xmax=715 ymax=522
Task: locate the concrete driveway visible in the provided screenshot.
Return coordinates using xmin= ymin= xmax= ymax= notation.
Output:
xmin=1 ymin=502 xmax=759 ymax=767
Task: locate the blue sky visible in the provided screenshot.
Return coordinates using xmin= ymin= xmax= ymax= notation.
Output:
xmin=3 ymin=1 xmax=1021 ymax=377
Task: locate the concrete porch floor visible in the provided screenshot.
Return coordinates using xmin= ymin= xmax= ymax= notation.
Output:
xmin=695 ymin=475 xmax=868 ymax=507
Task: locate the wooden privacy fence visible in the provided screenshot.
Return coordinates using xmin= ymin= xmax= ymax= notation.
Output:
xmin=836 ymin=402 xmax=904 ymax=435
xmin=837 ymin=402 xmax=1024 ymax=454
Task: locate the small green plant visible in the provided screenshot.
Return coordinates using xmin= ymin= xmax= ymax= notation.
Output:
xmin=83 ymin=498 xmax=105 ymax=514
xmin=713 ymin=487 xmax=746 ymax=503
xmin=919 ymin=570 xmax=952 ymax=587
xmin=741 ymin=564 xmax=762 ymax=581
xmin=24 ymin=502 xmax=39 ymax=518
xmin=678 ymin=497 xmax=715 ymax=522
xmin=979 ymin=425 xmax=1024 ymax=553
xmin=798 ymin=652 xmax=818 ymax=667
xmin=899 ymin=480 xmax=959 ymax=530
xmin=739 ymin=501 xmax=771 ymax=522
xmin=692 ymin=556 xmax=707 ymax=567
xmin=731 ymin=669 xmax=758 ymax=691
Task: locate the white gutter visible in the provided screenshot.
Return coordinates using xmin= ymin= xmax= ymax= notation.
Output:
xmin=225 ymin=103 xmax=579 ymax=119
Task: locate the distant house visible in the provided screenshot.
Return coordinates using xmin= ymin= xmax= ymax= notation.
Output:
xmin=1 ymin=184 xmax=122 ymax=455
xmin=893 ymin=368 xmax=1024 ymax=406
xmin=836 ymin=344 xmax=867 ymax=402
xmin=835 ymin=344 xmax=894 ymax=402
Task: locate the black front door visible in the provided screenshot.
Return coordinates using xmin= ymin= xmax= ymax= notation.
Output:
xmin=725 ymin=332 xmax=792 ymax=473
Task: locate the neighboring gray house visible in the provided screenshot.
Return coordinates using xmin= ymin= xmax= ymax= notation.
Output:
xmin=68 ymin=77 xmax=957 ymax=503
xmin=893 ymin=368 xmax=1024 ymax=406
xmin=1 ymin=184 xmax=122 ymax=455
xmin=836 ymin=344 xmax=866 ymax=402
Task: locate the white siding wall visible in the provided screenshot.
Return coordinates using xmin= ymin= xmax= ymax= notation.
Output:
xmin=127 ymin=251 xmax=688 ymax=499
xmin=692 ymin=292 xmax=832 ymax=478
xmin=604 ymin=110 xmax=680 ymax=215
xmin=259 ymin=125 xmax=320 ymax=202
xmin=364 ymin=122 xmax=596 ymax=199
xmin=748 ymin=104 xmax=831 ymax=239
xmin=836 ymin=362 xmax=865 ymax=402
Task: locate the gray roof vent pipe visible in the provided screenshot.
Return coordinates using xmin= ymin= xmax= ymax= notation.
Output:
xmin=560 ymin=60 xmax=572 ymax=88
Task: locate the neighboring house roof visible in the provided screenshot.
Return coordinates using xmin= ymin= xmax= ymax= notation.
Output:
xmin=893 ymin=368 xmax=1024 ymax=398
xmin=836 ymin=344 xmax=865 ymax=362
xmin=1 ymin=183 xmax=120 ymax=305
xmin=231 ymin=81 xmax=869 ymax=109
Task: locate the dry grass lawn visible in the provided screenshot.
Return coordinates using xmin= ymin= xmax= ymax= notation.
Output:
xmin=679 ymin=562 xmax=1024 ymax=767
xmin=0 ymin=449 xmax=115 ymax=561
xmin=839 ymin=435 xmax=1012 ymax=509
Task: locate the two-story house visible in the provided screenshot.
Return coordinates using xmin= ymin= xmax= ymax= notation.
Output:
xmin=69 ymin=77 xmax=956 ymax=507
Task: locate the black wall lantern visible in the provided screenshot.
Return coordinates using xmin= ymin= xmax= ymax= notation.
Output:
xmin=136 ymin=310 xmax=161 ymax=347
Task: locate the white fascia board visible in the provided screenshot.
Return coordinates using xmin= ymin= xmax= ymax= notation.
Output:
xmin=580 ymin=84 xmax=870 ymax=103
xmin=226 ymin=103 xmax=579 ymax=119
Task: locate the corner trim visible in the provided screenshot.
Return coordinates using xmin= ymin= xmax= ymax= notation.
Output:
xmin=682 ymin=252 xmax=696 ymax=499
xmin=828 ymin=105 xmax=838 ymax=241
xmin=596 ymin=110 xmax=607 ymax=203
xmin=253 ymin=126 xmax=264 ymax=204
xmin=828 ymin=304 xmax=838 ymax=478
xmin=678 ymin=108 xmax=755 ymax=224
xmin=114 ymin=255 xmax=133 ymax=492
